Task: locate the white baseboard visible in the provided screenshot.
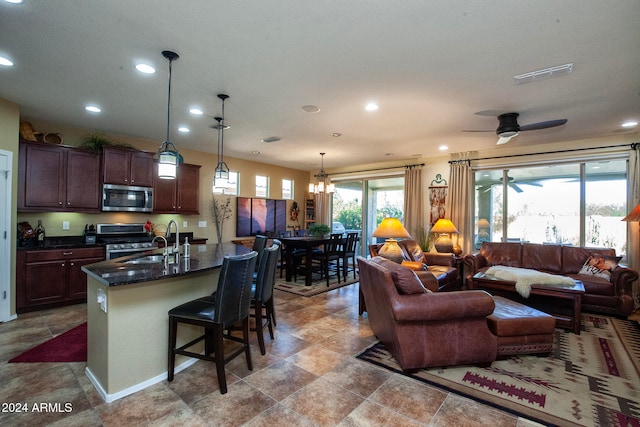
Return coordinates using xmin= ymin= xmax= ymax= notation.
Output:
xmin=85 ymin=358 xmax=199 ymax=403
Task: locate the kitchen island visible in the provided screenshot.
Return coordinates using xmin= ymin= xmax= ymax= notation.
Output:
xmin=81 ymin=243 xmax=250 ymax=403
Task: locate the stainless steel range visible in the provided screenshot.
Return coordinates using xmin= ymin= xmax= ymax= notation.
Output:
xmin=97 ymin=223 xmax=159 ymax=260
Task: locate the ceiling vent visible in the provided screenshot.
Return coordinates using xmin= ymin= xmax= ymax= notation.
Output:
xmin=513 ymin=63 xmax=573 ymax=85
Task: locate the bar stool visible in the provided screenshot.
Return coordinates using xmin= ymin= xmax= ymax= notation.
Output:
xmin=167 ymin=251 xmax=258 ymax=394
xmin=252 ymin=241 xmax=280 ymax=354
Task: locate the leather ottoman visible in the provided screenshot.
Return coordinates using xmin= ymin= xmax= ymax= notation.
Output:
xmin=488 ymin=296 xmax=556 ymax=356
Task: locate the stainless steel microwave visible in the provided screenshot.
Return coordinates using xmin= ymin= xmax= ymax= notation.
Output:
xmin=102 ymin=184 xmax=153 ymax=212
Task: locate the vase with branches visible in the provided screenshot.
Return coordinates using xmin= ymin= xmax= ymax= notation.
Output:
xmin=210 ymin=195 xmax=232 ymax=244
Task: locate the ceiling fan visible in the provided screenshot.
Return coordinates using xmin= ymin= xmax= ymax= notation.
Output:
xmin=465 ymin=112 xmax=567 ymax=145
xmin=481 ymin=176 xmax=543 ymax=193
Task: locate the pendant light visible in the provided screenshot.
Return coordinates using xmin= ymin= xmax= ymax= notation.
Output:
xmin=157 ymin=50 xmax=180 ymax=179
xmin=308 ymin=152 xmax=335 ymax=194
xmin=212 ymin=93 xmax=230 ymax=188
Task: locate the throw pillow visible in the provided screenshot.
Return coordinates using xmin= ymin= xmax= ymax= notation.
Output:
xmin=578 ymin=254 xmax=622 ymax=279
xmin=372 ymin=257 xmax=430 ymax=294
xmin=401 ymin=260 xmax=427 ymax=271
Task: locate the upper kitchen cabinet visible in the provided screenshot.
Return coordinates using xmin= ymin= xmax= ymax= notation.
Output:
xmin=153 ymin=163 xmax=200 ymax=214
xmin=102 ymin=146 xmax=155 ymax=187
xmin=18 ymin=140 xmax=101 ymax=212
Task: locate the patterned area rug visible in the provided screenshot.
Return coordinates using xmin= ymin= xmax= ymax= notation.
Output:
xmin=357 ymin=314 xmax=640 ymax=427
xmin=274 ymin=275 xmax=358 ymax=296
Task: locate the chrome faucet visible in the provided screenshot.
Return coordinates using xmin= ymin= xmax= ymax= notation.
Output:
xmin=166 ymin=220 xmax=180 ymax=254
xmin=151 ymin=235 xmax=169 ymax=264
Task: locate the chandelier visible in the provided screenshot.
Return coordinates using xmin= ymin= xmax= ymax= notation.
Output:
xmin=212 ymin=94 xmax=230 ymax=190
xmin=157 ymin=50 xmax=180 ymax=180
xmin=308 ymin=152 xmax=335 ymax=194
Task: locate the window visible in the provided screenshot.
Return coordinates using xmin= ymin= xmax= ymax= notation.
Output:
xmin=282 ymin=179 xmax=293 ymax=200
xmin=255 ymin=175 xmax=269 ymax=198
xmin=212 ymin=171 xmax=238 ymax=195
xmin=473 ymin=159 xmax=628 ymax=256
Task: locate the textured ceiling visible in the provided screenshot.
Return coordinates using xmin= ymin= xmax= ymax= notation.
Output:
xmin=0 ymin=0 xmax=638 ymax=172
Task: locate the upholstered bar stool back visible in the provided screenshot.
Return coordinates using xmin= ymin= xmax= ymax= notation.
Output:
xmin=167 ymin=251 xmax=258 ymax=394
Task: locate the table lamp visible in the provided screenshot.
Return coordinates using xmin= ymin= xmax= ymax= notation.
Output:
xmin=622 ymin=203 xmax=640 ymax=222
xmin=372 ymin=218 xmax=411 ymax=263
xmin=431 ymin=218 xmax=459 ymax=253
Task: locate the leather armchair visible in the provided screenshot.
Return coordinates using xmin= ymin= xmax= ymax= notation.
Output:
xmin=358 ymin=256 xmax=498 ymax=371
xmin=369 ymin=240 xmax=461 ymax=291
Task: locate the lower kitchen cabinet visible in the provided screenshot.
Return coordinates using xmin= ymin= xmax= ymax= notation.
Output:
xmin=16 ymin=246 xmax=105 ymax=313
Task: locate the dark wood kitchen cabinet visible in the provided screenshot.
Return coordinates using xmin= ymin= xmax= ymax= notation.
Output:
xmin=16 ymin=246 xmax=105 ymax=313
xmin=153 ymin=163 xmax=200 ymax=214
xmin=18 ymin=140 xmax=101 ymax=212
xmin=102 ymin=146 xmax=155 ymax=187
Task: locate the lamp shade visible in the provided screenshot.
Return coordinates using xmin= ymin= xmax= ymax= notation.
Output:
xmin=431 ymin=218 xmax=459 ymax=234
xmin=372 ymin=218 xmax=411 ymax=239
xmin=622 ymin=203 xmax=640 ymax=222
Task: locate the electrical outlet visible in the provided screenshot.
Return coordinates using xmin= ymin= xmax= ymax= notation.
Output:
xmin=183 ymin=221 xmax=188 ymax=228
xmin=97 ymin=288 xmax=107 ymax=313
xmin=62 ymin=221 xmax=70 ymax=230
xmin=198 ymin=221 xmax=207 ymax=228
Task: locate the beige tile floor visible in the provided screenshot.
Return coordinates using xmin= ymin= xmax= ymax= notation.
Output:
xmin=0 ymin=284 xmax=544 ymax=427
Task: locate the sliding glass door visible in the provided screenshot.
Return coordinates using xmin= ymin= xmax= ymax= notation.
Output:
xmin=332 ymin=175 xmax=404 ymax=256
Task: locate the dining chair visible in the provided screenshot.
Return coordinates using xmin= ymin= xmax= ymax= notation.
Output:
xmin=167 ymin=251 xmax=258 ymax=394
xmin=252 ymin=235 xmax=268 ymax=270
xmin=341 ymin=232 xmax=359 ymax=280
xmin=252 ymin=241 xmax=280 ymax=354
xmin=294 ymin=229 xmax=307 ymax=237
xmin=312 ymin=233 xmax=343 ymax=286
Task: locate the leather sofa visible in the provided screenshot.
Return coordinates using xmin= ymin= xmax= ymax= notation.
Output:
xmin=357 ymin=256 xmax=556 ymax=371
xmin=464 ymin=242 xmax=638 ymax=317
xmin=369 ymin=239 xmax=461 ymax=291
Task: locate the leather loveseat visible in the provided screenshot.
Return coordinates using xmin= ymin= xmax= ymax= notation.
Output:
xmin=358 ymin=256 xmax=498 ymax=370
xmin=357 ymin=256 xmax=556 ymax=371
xmin=464 ymin=242 xmax=638 ymax=317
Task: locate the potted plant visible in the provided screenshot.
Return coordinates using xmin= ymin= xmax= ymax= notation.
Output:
xmin=308 ymin=223 xmax=330 ymax=236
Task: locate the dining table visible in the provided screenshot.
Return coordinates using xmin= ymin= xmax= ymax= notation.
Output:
xmin=279 ymin=235 xmax=334 ymax=286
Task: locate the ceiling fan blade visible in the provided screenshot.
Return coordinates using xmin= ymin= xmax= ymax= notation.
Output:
xmin=510 ymin=183 xmax=524 ymax=193
xmin=520 ymin=119 xmax=567 ymax=131
xmin=497 ymin=135 xmax=515 ymax=145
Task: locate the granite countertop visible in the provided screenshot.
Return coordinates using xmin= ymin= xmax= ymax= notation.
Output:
xmin=81 ymin=243 xmax=250 ymax=287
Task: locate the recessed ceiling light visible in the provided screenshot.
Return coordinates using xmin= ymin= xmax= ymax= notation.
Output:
xmin=85 ymin=105 xmax=101 ymax=113
xmin=0 ymin=56 xmax=14 ymax=67
xmin=622 ymin=120 xmax=638 ymax=128
xmin=252 ymin=151 xmax=261 ymax=155
xmin=384 ymin=153 xmax=393 ymax=156
xmin=302 ymin=105 xmax=320 ymax=113
xmin=365 ymin=102 xmax=379 ymax=111
xmin=178 ymin=127 xmax=190 ymax=133
xmin=330 ymin=132 xmax=342 ymax=138
xmin=135 ymin=63 xmax=156 ymax=74
xmin=439 ymin=145 xmax=448 ymax=151
xmin=189 ymin=108 xmax=203 ymax=115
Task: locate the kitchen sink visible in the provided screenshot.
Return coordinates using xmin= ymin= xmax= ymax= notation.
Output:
xmin=123 ymin=255 xmax=167 ymax=264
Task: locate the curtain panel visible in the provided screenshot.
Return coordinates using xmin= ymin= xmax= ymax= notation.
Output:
xmin=403 ymin=165 xmax=423 ymax=238
xmin=447 ymin=157 xmax=472 ymax=254
xmin=629 ymin=145 xmax=639 ymax=308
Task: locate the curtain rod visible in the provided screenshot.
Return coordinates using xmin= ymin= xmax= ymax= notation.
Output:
xmin=328 ymin=162 xmax=424 ymax=176
xmin=448 ymin=142 xmax=638 ymax=164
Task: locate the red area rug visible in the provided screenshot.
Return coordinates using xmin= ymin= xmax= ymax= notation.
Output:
xmin=9 ymin=322 xmax=87 ymax=363
xmin=357 ymin=314 xmax=640 ymax=427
